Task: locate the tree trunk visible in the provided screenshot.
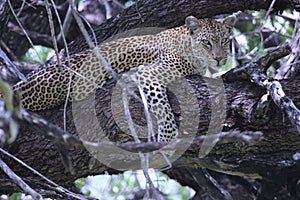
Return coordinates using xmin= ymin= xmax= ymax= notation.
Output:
xmin=0 ymin=0 xmax=299 ymax=199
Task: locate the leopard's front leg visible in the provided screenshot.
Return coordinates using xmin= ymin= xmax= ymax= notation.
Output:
xmin=135 ymin=63 xmax=180 ymax=143
xmin=144 ymin=82 xmax=178 ymax=142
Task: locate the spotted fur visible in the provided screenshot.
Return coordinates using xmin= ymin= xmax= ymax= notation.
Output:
xmin=12 ymin=15 xmax=236 ymax=142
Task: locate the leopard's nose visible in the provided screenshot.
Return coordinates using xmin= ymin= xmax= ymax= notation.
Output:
xmin=213 ymin=55 xmax=223 ymax=63
xmin=213 ymin=57 xmax=223 ymax=66
xmin=212 ymin=47 xmax=225 ymax=65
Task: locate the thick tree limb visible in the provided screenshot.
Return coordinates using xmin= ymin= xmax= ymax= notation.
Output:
xmin=0 ymin=0 xmax=292 ymax=59
xmin=1 ymin=53 xmax=299 ymax=198
xmin=67 ymin=0 xmax=292 ymax=55
xmin=223 ymin=43 xmax=292 ymax=82
xmin=0 ymin=0 xmax=299 ymax=199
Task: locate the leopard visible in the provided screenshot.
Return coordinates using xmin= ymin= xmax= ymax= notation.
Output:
xmin=11 ymin=15 xmax=236 ymax=142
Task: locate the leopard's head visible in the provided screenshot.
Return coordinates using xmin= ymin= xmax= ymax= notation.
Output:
xmin=185 ymin=15 xmax=236 ymax=74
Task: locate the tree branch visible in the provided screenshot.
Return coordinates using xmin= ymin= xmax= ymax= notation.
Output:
xmin=0 ymin=0 xmax=299 ymax=199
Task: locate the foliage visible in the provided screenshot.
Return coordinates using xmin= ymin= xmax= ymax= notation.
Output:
xmin=125 ymin=0 xmax=136 ymax=8
xmin=70 ymin=9 xmax=298 ymax=199
xmin=75 ymin=170 xmax=195 ymax=199
xmin=232 ymin=10 xmax=295 ymax=67
xmin=8 ymin=4 xmax=299 ymax=200
xmin=21 ymin=46 xmax=54 ymax=64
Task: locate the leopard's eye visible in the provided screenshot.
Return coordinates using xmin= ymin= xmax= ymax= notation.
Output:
xmin=201 ymin=39 xmax=212 ymax=47
xmin=221 ymin=38 xmax=229 ymax=45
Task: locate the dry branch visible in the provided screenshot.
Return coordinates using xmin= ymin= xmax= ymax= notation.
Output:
xmin=0 ymin=40 xmax=298 ymax=198
xmin=0 ymin=0 xmax=299 ymax=199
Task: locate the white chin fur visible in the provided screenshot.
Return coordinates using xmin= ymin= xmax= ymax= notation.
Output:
xmin=208 ymin=65 xmax=220 ymax=73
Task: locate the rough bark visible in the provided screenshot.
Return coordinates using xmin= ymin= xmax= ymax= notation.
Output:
xmin=0 ymin=0 xmax=123 ymax=59
xmin=1 ymin=74 xmax=300 ymax=199
xmin=66 ymin=0 xmax=291 ymax=54
xmin=0 ymin=0 xmax=292 ymax=59
xmin=0 ymin=0 xmax=300 ymax=199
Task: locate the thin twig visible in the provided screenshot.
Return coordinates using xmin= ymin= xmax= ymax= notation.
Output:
xmin=44 ymin=0 xmax=72 ymax=135
xmin=68 ymin=0 xmax=118 ymax=78
xmin=258 ymin=0 xmax=277 ymax=49
xmin=223 ymin=43 xmax=291 ymax=82
xmin=122 ymin=86 xmax=140 ymax=143
xmin=0 ymin=158 xmax=43 ymax=200
xmin=138 ymin=85 xmax=155 ymax=142
xmin=56 ymin=4 xmax=73 ymax=43
xmin=20 ymin=110 xmax=83 ymax=147
xmin=112 ymin=0 xmax=125 ymax=8
xmin=102 ymin=0 xmax=112 ymax=19
xmin=44 ymin=0 xmax=61 ymax=68
xmin=0 ymin=148 xmax=88 ymax=200
xmin=0 ymin=48 xmax=27 ymax=82
xmin=113 ymin=130 xmax=263 ymax=153
xmin=7 ymin=0 xmax=44 ymax=65
xmin=48 ymin=0 xmax=72 ymax=132
xmin=17 ymin=0 xmax=27 ymax=16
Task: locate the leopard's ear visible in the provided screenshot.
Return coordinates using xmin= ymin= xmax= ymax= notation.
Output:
xmin=221 ymin=15 xmax=237 ymax=33
xmin=185 ymin=16 xmax=200 ymax=35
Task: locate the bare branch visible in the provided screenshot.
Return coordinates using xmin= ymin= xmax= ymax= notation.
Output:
xmin=115 ymin=130 xmax=263 ymax=153
xmin=224 ymin=43 xmax=300 ymax=132
xmin=0 ymin=148 xmax=90 ymax=200
xmin=0 ymin=48 xmax=26 ymax=82
xmin=267 ymin=81 xmax=300 ymax=132
xmin=0 ymin=158 xmax=43 ymax=200
xmin=56 ymin=4 xmax=73 ymax=44
xmin=20 ymin=110 xmax=83 ymax=147
xmin=7 ymin=0 xmax=44 ymax=64
xmin=44 ymin=0 xmax=62 ymax=69
xmin=223 ymin=43 xmax=292 ymax=82
xmin=275 ymin=21 xmax=300 ymax=79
